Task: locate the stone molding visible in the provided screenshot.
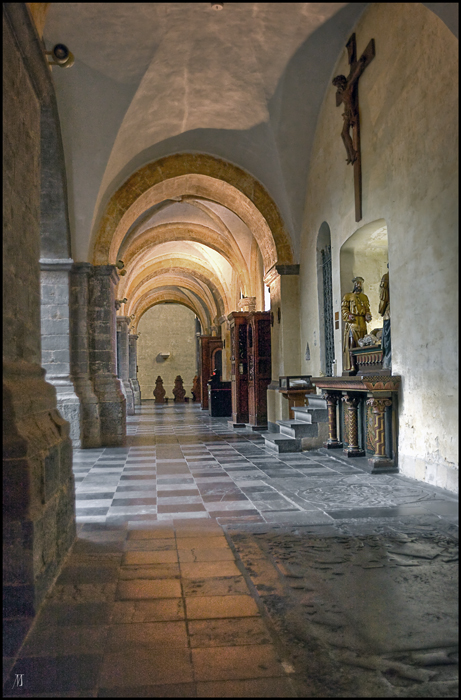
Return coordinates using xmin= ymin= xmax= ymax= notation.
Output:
xmin=39 ymin=257 xmax=74 ymax=271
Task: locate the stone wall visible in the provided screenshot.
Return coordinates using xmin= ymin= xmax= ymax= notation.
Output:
xmin=298 ymin=4 xmax=458 ymax=491
xmin=138 ymin=304 xmax=197 ymax=399
xmin=3 ymin=4 xmax=76 ymax=657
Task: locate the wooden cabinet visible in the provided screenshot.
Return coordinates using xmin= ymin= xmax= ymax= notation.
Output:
xmin=228 ymin=312 xmax=249 ymax=425
xmin=247 ymin=312 xmax=271 ymax=428
xmin=199 ymin=336 xmax=223 ymax=410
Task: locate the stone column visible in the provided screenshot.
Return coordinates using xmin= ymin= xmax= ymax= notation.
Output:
xmin=69 ymin=263 xmax=101 ymax=447
xmin=366 ymin=396 xmax=395 ymax=472
xmin=342 ymin=394 xmax=365 ymax=457
xmin=117 ymin=316 xmax=135 ymax=415
xmin=89 ymin=266 xmax=126 ymax=446
xmin=40 ymin=258 xmax=82 ymax=447
xmin=129 ymin=333 xmax=141 ymax=405
xmin=322 ymin=391 xmax=343 ymax=448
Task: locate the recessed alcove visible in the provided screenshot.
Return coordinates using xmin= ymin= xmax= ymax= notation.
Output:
xmin=340 ymin=219 xmax=388 ymax=334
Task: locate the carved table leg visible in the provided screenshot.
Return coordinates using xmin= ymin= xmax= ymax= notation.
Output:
xmin=367 ymin=396 xmax=396 ymax=473
xmin=322 ymin=392 xmax=343 ymax=448
xmin=342 ymin=394 xmax=365 ymax=457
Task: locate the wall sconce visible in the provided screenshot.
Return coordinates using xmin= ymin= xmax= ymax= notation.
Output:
xmin=45 ymin=44 xmax=74 ymax=68
xmin=211 ymin=2 xmax=224 ymax=9
xmin=157 ymin=352 xmax=171 ymax=362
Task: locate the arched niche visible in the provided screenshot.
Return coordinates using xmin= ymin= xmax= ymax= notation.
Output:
xmin=316 ymin=222 xmax=335 ymax=376
xmin=340 ymin=219 xmax=388 ymax=334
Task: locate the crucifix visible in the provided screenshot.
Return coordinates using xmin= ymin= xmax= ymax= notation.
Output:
xmin=332 ymin=33 xmax=375 ymax=222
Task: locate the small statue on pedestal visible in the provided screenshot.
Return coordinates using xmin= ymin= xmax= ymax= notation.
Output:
xmin=173 ymin=375 xmax=186 ymax=402
xmin=379 ymin=264 xmax=391 ymax=370
xmin=153 ymin=376 xmax=166 ymax=404
xmin=341 ymin=276 xmax=372 ymax=374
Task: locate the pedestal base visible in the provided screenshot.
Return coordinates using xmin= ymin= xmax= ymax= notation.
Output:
xmin=344 ymin=448 xmax=365 ymax=457
xmin=369 ymin=456 xmax=398 ymax=474
xmin=324 ymin=441 xmax=343 ymax=449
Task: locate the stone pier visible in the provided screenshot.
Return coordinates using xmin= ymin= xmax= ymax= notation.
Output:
xmin=40 ymin=258 xmax=82 ymax=447
xmin=89 ymin=266 xmax=126 ymax=445
xmin=117 ymin=316 xmax=135 ymax=415
xmin=70 ymin=263 xmax=101 ymax=447
xmin=129 ymin=333 xmax=141 ymax=405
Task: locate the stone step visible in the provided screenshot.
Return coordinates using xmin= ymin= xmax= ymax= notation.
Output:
xmin=260 ymin=432 xmax=302 ymax=453
xmin=292 ymin=406 xmax=328 ymax=423
xmin=306 ymin=395 xmax=328 ymax=410
xmin=277 ymin=420 xmax=319 ymax=438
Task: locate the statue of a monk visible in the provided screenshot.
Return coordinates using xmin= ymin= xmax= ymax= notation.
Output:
xmin=379 ymin=264 xmax=391 ymax=370
xmin=341 ymin=276 xmax=372 ymax=373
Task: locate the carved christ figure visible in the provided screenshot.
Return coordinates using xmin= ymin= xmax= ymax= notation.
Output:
xmin=332 ymin=54 xmax=369 ymax=165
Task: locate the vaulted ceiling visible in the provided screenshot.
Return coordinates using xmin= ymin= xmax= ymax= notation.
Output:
xmin=41 ymin=2 xmax=457 ymax=330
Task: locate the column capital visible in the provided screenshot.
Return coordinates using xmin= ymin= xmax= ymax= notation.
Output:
xmin=342 ymin=393 xmax=361 ymax=409
xmin=321 ymin=391 xmax=341 ymax=404
xmin=92 ymin=264 xmax=119 ymax=284
xmin=71 ymin=262 xmax=93 ymax=277
xmin=116 ymin=316 xmax=131 ymax=328
xmin=366 ymin=397 xmax=392 ymax=413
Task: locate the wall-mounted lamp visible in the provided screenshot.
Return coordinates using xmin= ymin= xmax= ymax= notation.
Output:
xmin=158 ymin=352 xmax=171 ymax=361
xmin=45 ymin=44 xmax=74 ymax=68
xmin=211 ymin=2 xmax=224 ymax=9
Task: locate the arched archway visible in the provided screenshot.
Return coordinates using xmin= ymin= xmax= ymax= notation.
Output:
xmin=90 ymin=154 xmax=294 ymax=272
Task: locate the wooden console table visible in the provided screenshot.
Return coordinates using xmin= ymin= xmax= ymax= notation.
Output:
xmin=311 ymin=375 xmax=401 ymax=473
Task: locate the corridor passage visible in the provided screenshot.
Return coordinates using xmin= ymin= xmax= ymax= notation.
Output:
xmin=4 ymin=404 xmax=458 ymax=697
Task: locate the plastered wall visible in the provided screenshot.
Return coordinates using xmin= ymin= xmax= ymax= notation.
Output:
xmin=299 ymin=3 xmax=458 ymax=491
xmin=137 ymin=304 xmax=197 ymax=400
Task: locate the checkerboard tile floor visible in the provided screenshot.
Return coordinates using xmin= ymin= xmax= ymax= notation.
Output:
xmin=73 ymin=403 xmax=365 ymax=525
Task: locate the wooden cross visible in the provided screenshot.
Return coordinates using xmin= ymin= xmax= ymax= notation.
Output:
xmin=333 ymin=33 xmax=375 ymax=222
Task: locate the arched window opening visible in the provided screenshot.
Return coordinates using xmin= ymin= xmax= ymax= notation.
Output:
xmin=317 ymin=222 xmax=335 ymax=376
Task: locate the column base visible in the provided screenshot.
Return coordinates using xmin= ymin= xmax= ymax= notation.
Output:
xmin=122 ymin=380 xmax=135 ymax=415
xmin=324 ymin=440 xmax=343 ymax=449
xmin=228 ymin=421 xmax=247 ymax=429
xmin=92 ymin=373 xmax=126 ymax=446
xmin=369 ymin=456 xmax=398 ymax=474
xmin=4 ymin=361 xmax=76 ymax=651
xmin=344 ymin=447 xmax=365 ymax=457
xmin=245 ymin=423 xmax=267 ymax=431
xmin=72 ymin=375 xmax=101 ymax=448
xmin=47 ymin=376 xmax=82 ymax=448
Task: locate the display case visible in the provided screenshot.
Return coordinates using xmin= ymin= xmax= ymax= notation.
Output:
xmin=279 ymin=376 xmax=313 ymax=390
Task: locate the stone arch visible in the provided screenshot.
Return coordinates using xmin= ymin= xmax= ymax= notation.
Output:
xmin=119 ymin=222 xmax=252 ymax=296
xmin=123 ymin=258 xmax=230 ymax=318
xmin=126 ymin=271 xmax=221 ymax=324
xmin=91 ymin=154 xmax=295 ymax=271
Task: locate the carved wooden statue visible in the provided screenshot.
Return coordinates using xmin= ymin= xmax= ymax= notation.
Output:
xmin=379 ymin=264 xmax=391 ymax=370
xmin=173 ymin=375 xmax=186 ymax=402
xmin=341 ymin=276 xmax=372 ymax=374
xmin=153 ymin=375 xmax=166 ymax=404
xmin=191 ymin=375 xmax=200 ymax=402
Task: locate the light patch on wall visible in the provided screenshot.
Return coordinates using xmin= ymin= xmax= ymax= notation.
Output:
xmin=264 ymin=284 xmax=271 ymax=311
